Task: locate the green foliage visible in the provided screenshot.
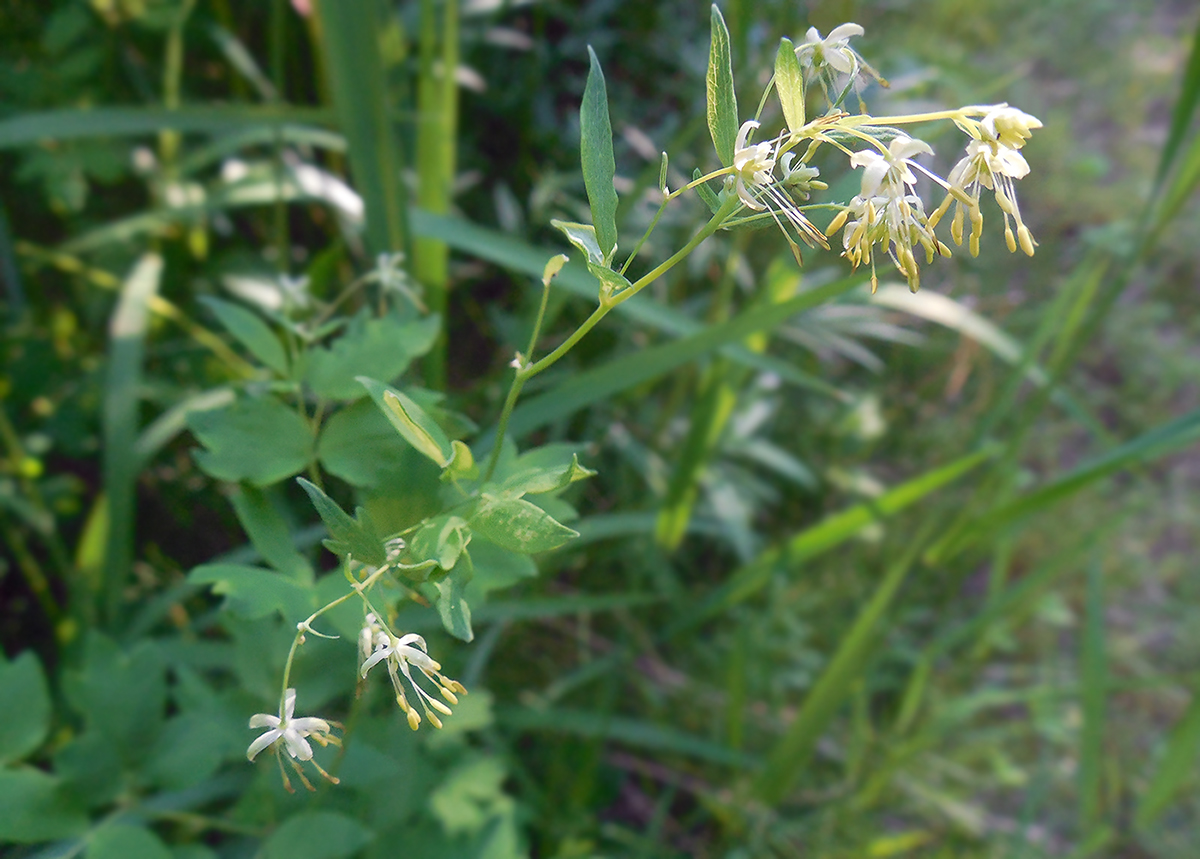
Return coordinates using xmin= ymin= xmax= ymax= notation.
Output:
xmin=2 ymin=1 xmax=1199 ymax=857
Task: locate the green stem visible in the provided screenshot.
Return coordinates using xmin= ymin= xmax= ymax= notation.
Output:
xmin=482 ymin=194 xmax=739 ymax=482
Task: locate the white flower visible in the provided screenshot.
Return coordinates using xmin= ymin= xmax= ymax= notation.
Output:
xmin=360 ymin=626 xmax=466 ymax=730
xmin=732 ymin=121 xmax=776 ymax=210
xmin=247 ymin=689 xmax=340 ymax=792
xmin=728 ymin=122 xmax=828 ymax=258
xmin=931 ymin=106 xmax=1042 ymax=257
xmin=796 ymin=23 xmax=865 ymax=75
xmin=849 ymin=135 xmax=936 ymax=198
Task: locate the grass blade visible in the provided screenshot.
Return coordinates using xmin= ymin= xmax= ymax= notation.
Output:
xmin=752 ymin=538 xmax=927 ymax=805
xmin=0 ymin=106 xmax=332 ymax=149
xmin=314 ymin=0 xmax=407 ymax=255
xmin=678 ymin=446 xmax=996 ymax=630
xmin=1078 ymin=559 xmax=1107 ymax=834
xmin=1135 ymin=688 xmax=1200 ymax=831
xmin=101 ymin=254 xmax=163 ymax=626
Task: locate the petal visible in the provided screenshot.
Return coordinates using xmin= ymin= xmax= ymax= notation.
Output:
xmin=890 ymin=136 xmax=933 ymax=160
xmin=804 ymin=27 xmax=822 ymax=44
xmin=827 ymin=50 xmax=855 ymax=75
xmin=246 ymin=729 xmax=281 ymax=761
xmin=860 ymin=160 xmax=890 ymax=197
xmin=290 ymin=716 xmax=332 ymax=735
xmin=826 ymin=23 xmax=864 ymax=43
xmin=737 ymin=180 xmax=764 ymax=210
xmin=282 ymin=689 xmax=297 ymax=721
xmin=248 ymin=713 xmax=281 ymax=729
xmin=734 ymin=120 xmax=760 ymax=153
xmin=360 ymin=647 xmax=391 ymax=677
xmin=282 ymin=730 xmax=314 ymax=761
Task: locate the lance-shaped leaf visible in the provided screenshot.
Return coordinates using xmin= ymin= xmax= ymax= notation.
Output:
xmin=706 ymin=5 xmax=738 ymax=166
xmin=358 ymin=376 xmax=452 ymax=467
xmin=470 ymin=493 xmax=579 ymax=554
xmin=297 ymin=477 xmax=388 ymax=567
xmin=775 ymin=37 xmax=806 ymax=134
xmin=581 ymin=46 xmax=619 ymax=263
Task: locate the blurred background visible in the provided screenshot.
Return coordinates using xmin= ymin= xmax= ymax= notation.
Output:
xmin=2 ymin=0 xmax=1200 ymax=856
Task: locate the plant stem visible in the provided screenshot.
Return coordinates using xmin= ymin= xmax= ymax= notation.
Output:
xmin=482 ymin=194 xmax=740 ymax=482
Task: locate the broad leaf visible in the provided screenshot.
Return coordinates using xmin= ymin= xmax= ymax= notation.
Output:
xmin=409 ymin=514 xmax=471 ymax=571
xmin=470 ymin=493 xmax=579 ymax=554
xmin=199 ymin=295 xmax=288 ymax=375
xmin=0 ymin=652 xmax=50 ymax=764
xmin=188 ymin=563 xmax=316 ymax=622
xmin=499 ymin=451 xmax=596 ymax=497
xmin=189 ymin=397 xmax=314 ymax=486
xmin=580 ymin=46 xmax=619 ymax=262
xmin=230 ymin=485 xmax=313 ymax=582
xmin=0 ymin=769 xmax=87 ymax=843
xmin=317 ymin=397 xmax=411 ymax=488
xmin=261 ymin=811 xmax=373 ymax=859
xmin=304 ymin=310 xmax=439 ymax=401
xmin=88 ymin=823 xmax=173 ymax=859
xmin=435 ymin=557 xmax=474 ymax=642
xmin=297 ymin=477 xmax=388 ymax=567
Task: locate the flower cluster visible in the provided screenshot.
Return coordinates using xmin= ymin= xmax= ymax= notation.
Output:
xmin=247 ymin=689 xmax=341 ymax=792
xmin=718 ymin=22 xmax=1041 ymax=293
xmin=930 ymin=104 xmax=1043 ymax=258
xmin=358 ymin=613 xmax=467 ymax=730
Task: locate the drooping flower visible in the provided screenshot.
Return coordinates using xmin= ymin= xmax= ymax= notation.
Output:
xmin=828 ymin=135 xmax=949 ymax=291
xmin=729 ymin=121 xmax=828 ymax=258
xmin=247 ymin=688 xmax=340 ymax=792
xmin=931 ymin=105 xmax=1043 ymax=256
xmin=360 ymin=625 xmax=466 ymax=731
xmin=732 ymin=121 xmax=776 ymax=210
xmin=795 ymin=24 xmax=865 ymax=75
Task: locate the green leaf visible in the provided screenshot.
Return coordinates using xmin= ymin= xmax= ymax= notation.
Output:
xmin=435 ymin=556 xmax=474 ymax=643
xmin=88 ymin=824 xmax=173 ymax=859
xmin=187 ymin=563 xmax=316 ymax=622
xmin=706 ymin=4 xmax=738 ymax=166
xmin=188 ymin=397 xmax=314 ymax=486
xmin=230 ymin=485 xmax=313 ymax=582
xmin=693 ymin=167 xmax=722 ymax=213
xmin=304 ymin=311 xmax=439 ymax=401
xmin=469 ymin=493 xmax=579 ymax=554
xmin=442 ymin=439 xmax=478 ymax=481
xmin=358 ymin=376 xmax=453 ymax=466
xmin=261 ymin=811 xmax=373 ymax=859
xmin=429 ymin=756 xmax=510 ymax=836
xmin=296 ymin=477 xmax=388 ymax=567
xmin=0 ymin=768 xmax=88 ymax=842
xmin=62 ymin=636 xmax=165 ymax=759
xmin=551 ymin=219 xmax=604 ymax=265
xmin=464 ymin=540 xmax=537 ymax=603
xmin=144 ymin=711 xmax=237 ymax=790
xmin=409 ymin=514 xmax=471 ymax=571
xmin=498 ymin=451 xmax=596 ymax=497
xmin=580 ymin=46 xmax=619 ymax=262
xmin=0 ymin=652 xmax=50 ymax=764
xmin=317 ymin=397 xmax=411 ymax=488
xmin=775 ymin=37 xmax=805 ymax=133
xmin=550 ymin=219 xmax=631 ymax=298
xmin=198 ymin=295 xmax=288 ymax=375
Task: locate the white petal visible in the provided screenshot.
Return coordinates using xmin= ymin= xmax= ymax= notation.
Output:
xmin=890 ymin=136 xmax=933 ymax=160
xmin=282 ymin=730 xmax=314 ymax=761
xmin=246 ymin=729 xmax=281 ymax=761
xmin=360 ymin=647 xmax=391 ymax=677
xmin=826 ymin=23 xmax=864 ymax=43
xmin=289 ymin=716 xmax=332 ymax=735
xmin=248 ymin=713 xmax=280 ymax=729
xmin=734 ymin=120 xmax=760 ymax=154
xmin=282 ymin=689 xmax=297 ymax=721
